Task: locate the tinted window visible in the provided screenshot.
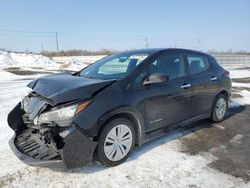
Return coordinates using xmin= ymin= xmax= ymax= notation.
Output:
xmin=187 ymin=54 xmax=209 ymax=75
xmin=148 ymin=53 xmax=185 ymax=80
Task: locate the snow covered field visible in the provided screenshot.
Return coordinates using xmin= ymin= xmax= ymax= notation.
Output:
xmin=0 ymin=52 xmax=250 ymax=187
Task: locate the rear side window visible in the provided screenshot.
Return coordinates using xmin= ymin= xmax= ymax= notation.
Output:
xmin=187 ymin=54 xmax=209 ymax=75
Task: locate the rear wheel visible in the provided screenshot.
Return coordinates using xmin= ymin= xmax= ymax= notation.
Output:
xmin=95 ymin=118 xmax=135 ymax=167
xmin=211 ymin=94 xmax=228 ymax=122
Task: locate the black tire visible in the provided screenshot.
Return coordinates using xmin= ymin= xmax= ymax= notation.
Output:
xmin=211 ymin=94 xmax=228 ymax=122
xmin=95 ymin=117 xmax=136 ymax=167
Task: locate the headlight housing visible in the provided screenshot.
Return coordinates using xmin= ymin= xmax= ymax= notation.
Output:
xmin=35 ymin=100 xmax=92 ymax=127
xmin=36 ymin=105 xmax=78 ymax=127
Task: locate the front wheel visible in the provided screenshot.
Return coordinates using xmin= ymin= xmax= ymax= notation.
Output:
xmin=95 ymin=118 xmax=136 ymax=167
xmin=211 ymin=94 xmax=228 ymax=122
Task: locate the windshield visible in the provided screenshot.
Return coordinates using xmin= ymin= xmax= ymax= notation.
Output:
xmin=79 ymin=52 xmax=149 ymax=79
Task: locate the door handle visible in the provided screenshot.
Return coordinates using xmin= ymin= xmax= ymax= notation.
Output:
xmin=210 ymin=76 xmax=218 ymax=81
xmin=181 ymin=83 xmax=191 ymax=89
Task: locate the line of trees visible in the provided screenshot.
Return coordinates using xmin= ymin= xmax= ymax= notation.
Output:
xmin=41 ymin=48 xmax=118 ymax=58
xmin=1 ymin=48 xmax=250 ymax=57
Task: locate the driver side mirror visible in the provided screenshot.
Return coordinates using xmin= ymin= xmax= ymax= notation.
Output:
xmin=143 ymin=73 xmax=169 ymax=85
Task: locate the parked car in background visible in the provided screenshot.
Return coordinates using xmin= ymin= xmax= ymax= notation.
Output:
xmin=8 ymin=48 xmax=231 ymax=168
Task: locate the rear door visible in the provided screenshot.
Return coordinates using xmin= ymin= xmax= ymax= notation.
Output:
xmin=185 ymin=53 xmax=219 ymax=117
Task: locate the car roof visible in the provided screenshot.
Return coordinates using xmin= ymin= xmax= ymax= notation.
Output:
xmin=119 ymin=48 xmax=210 ymax=56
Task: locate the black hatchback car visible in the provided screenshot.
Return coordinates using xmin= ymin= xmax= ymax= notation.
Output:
xmin=8 ymin=48 xmax=231 ymax=168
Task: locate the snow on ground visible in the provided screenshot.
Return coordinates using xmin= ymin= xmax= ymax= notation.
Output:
xmin=0 ymin=75 xmax=249 ymax=187
xmin=0 ymin=53 xmax=250 ymax=187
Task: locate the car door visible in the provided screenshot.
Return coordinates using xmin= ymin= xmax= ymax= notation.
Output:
xmin=185 ymin=53 xmax=220 ymax=117
xmin=132 ymin=52 xmax=192 ymax=132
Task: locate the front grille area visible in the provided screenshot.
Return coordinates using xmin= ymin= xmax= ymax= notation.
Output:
xmin=15 ymin=129 xmax=62 ymax=161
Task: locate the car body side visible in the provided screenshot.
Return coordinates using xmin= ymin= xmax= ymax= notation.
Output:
xmin=72 ymin=49 xmax=231 ymax=145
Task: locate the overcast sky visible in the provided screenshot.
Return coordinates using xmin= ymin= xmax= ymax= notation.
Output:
xmin=0 ymin=0 xmax=249 ymax=52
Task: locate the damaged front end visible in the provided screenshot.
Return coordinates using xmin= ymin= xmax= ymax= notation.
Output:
xmin=8 ymin=93 xmax=97 ymax=169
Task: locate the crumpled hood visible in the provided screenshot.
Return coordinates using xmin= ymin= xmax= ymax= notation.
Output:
xmin=27 ymin=72 xmax=115 ymax=105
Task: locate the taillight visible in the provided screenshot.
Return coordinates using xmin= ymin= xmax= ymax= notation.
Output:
xmin=223 ymin=71 xmax=230 ymax=77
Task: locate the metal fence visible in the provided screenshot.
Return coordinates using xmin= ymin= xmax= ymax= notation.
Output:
xmin=52 ymin=55 xmax=106 ymax=64
xmin=211 ymin=54 xmax=250 ymax=69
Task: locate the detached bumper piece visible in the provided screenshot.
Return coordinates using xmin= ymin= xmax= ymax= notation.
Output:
xmin=62 ymin=127 xmax=97 ymax=168
xmin=9 ymin=127 xmax=97 ymax=169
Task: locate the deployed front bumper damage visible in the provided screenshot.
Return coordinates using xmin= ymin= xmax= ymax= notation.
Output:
xmin=8 ymin=100 xmax=97 ymax=169
xmin=9 ymin=126 xmax=97 ymax=169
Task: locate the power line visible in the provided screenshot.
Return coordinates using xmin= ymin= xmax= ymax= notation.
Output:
xmin=0 ymin=29 xmax=144 ymax=41
xmin=0 ymin=28 xmax=202 ymax=51
xmin=0 ymin=29 xmax=201 ymax=42
xmin=0 ymin=29 xmax=53 ymax=34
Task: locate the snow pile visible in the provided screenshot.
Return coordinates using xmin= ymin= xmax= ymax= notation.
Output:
xmin=232 ymin=82 xmax=250 ymax=88
xmin=229 ymin=69 xmax=250 ymax=79
xmin=58 ymin=59 xmax=89 ymax=71
xmin=0 ymin=51 xmax=57 ymax=68
xmin=231 ymin=90 xmax=250 ymax=107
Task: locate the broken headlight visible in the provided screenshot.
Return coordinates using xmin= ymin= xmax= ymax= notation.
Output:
xmin=35 ymin=105 xmax=78 ymax=127
xmin=35 ymin=100 xmax=92 ymax=127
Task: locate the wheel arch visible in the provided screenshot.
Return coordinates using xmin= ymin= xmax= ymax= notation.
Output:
xmin=95 ymin=109 xmax=144 ymax=146
xmin=217 ymin=90 xmax=230 ymax=100
xmin=210 ymin=89 xmax=230 ymax=116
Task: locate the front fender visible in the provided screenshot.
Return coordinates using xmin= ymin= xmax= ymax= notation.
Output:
xmin=73 ymin=104 xmax=145 ymax=145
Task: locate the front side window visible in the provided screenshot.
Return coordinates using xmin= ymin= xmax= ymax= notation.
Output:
xmin=79 ymin=53 xmax=149 ymax=79
xmin=147 ymin=53 xmax=185 ymax=80
xmin=187 ymin=54 xmax=209 ymax=75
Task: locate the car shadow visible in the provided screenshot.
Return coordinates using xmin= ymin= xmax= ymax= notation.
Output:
xmin=50 ymin=104 xmax=246 ymax=174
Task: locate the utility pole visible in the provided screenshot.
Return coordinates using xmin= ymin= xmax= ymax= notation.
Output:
xmin=41 ymin=42 xmax=44 ymax=52
xmin=145 ymin=37 xmax=149 ymax=48
xmin=55 ymin=31 xmax=59 ymax=52
xmin=198 ymin=38 xmax=201 ymax=50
